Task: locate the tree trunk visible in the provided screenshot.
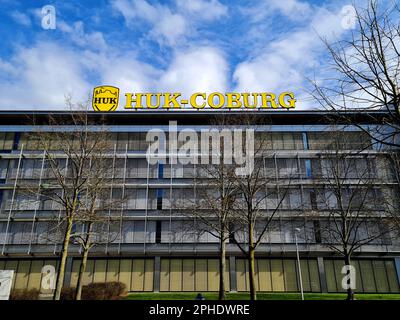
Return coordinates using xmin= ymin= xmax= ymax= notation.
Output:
xmin=54 ymin=218 xmax=73 ymax=300
xmin=76 ymin=222 xmax=93 ymax=300
xmin=248 ymin=248 xmax=257 ymax=301
xmin=344 ymin=253 xmax=355 ymax=301
xmin=75 ymin=246 xmax=89 ymax=300
xmin=219 ymin=237 xmax=226 ymax=300
xmin=248 ymin=221 xmax=257 ymax=301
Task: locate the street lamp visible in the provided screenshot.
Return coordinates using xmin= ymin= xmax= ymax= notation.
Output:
xmin=294 ymin=227 xmax=304 ymax=300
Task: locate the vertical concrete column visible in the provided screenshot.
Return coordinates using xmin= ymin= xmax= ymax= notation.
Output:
xmin=394 ymin=257 xmax=400 ymax=288
xmin=153 ymin=256 xmax=161 ymax=292
xmin=63 ymin=257 xmax=74 ymax=287
xmin=317 ymin=257 xmax=328 ymax=293
xmin=229 ymin=256 xmax=237 ymax=292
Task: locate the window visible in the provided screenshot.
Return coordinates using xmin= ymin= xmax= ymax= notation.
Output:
xmin=0 ymin=222 xmax=6 ymax=244
xmin=0 ymin=159 xmax=8 ymax=179
xmin=0 ymin=132 xmax=14 ymax=150
xmin=171 ymin=163 xmax=184 ymax=178
xmin=307 ymin=131 xmax=372 ymax=150
xmin=9 ymin=222 xmax=32 ymax=244
xmin=0 ymin=190 xmax=12 ymax=214
xmin=163 ymin=189 xmax=194 ymax=209
xmin=277 ymin=158 xmax=298 ymax=178
xmin=229 ymin=223 xmax=235 ymax=244
xmin=124 ymin=188 xmax=148 ymax=210
xmin=302 ymin=132 xmax=309 ymax=150
xmin=155 ymin=221 xmax=162 ymax=244
xmin=161 ymin=221 xmax=197 ymax=243
xmin=117 ymin=133 xmax=128 ymax=151
xmin=12 ymin=132 xmax=20 ymax=150
xmin=14 ymin=192 xmax=38 ymax=211
xmin=266 ymin=188 xmax=279 ymax=209
xmin=305 ymin=159 xmax=312 ymax=178
xmin=313 ymin=221 xmax=321 ymax=243
xmin=156 ymin=189 xmax=163 ymax=210
xmin=126 ymin=159 xmax=151 ymax=178
xmin=32 ymin=222 xmax=51 ymax=244
xmin=310 ymin=191 xmax=318 ymax=210
xmin=288 ymin=189 xmax=302 ymax=209
xmin=20 ymin=159 xmax=43 ymax=179
xmin=269 ymin=133 xmax=303 ymax=150
xmin=158 ymin=162 xmax=164 ymax=179
xmin=311 ymin=158 xmax=322 ymax=177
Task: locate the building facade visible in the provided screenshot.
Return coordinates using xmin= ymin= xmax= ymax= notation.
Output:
xmin=0 ymin=110 xmax=399 ymax=294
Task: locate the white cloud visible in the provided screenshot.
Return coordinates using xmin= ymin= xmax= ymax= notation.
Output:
xmin=233 ymin=5 xmax=347 ymax=109
xmin=58 ymin=21 xmax=107 ymax=52
xmin=242 ymin=0 xmax=312 ymax=23
xmin=0 ymin=41 xmax=161 ymax=109
xmin=0 ymin=42 xmax=91 ymax=109
xmin=90 ymin=51 xmax=160 ymax=107
xmin=10 ymin=10 xmax=31 ymax=26
xmin=151 ymin=12 xmax=187 ymax=46
xmin=0 ymin=40 xmax=228 ymax=110
xmin=175 ymin=0 xmax=227 ymax=20
xmin=111 ymin=0 xmax=188 ymax=46
xmin=267 ymin=0 xmax=312 ymax=18
xmin=158 ymin=47 xmax=228 ymax=96
xmin=111 ymin=0 xmax=227 ymax=46
xmin=0 ymin=0 xmax=360 ymax=111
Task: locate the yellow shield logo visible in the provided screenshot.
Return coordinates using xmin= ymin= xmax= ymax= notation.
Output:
xmin=92 ymin=86 xmax=119 ymax=111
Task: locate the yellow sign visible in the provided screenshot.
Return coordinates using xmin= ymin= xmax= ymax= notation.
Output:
xmin=92 ymin=86 xmax=119 ymax=111
xmin=124 ymin=92 xmax=296 ymax=109
xmin=91 ymin=86 xmax=296 ymax=111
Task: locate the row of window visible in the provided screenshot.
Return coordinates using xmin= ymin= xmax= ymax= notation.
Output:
xmin=1 ymin=156 xmax=395 ymax=183
xmin=1 ymin=258 xmax=398 ymax=293
xmin=0 ymin=258 xmax=154 ymax=293
xmin=236 ymin=258 xmax=399 ymax=293
xmin=0 ymin=185 xmax=393 ymax=214
xmin=236 ymin=258 xmax=320 ymax=292
xmin=324 ymin=259 xmax=399 ymax=293
xmin=0 ymin=131 xmax=372 ymax=152
xmin=0 ymin=219 xmax=392 ymax=246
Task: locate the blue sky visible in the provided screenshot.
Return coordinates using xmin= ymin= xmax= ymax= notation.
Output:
xmin=0 ymin=0 xmax=394 ymax=109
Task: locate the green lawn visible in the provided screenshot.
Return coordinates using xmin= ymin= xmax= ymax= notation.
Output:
xmin=124 ymin=292 xmax=400 ymax=300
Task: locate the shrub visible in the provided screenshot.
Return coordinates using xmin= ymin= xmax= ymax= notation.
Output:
xmin=60 ymin=282 xmax=126 ymax=300
xmin=60 ymin=287 xmax=76 ymax=300
xmin=82 ymin=282 xmax=126 ymax=300
xmin=9 ymin=288 xmax=40 ymax=300
xmin=104 ymin=282 xmax=126 ymax=299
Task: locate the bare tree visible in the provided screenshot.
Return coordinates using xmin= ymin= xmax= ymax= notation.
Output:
xmin=189 ymin=162 xmax=238 ymax=300
xmin=28 ymin=99 xmax=114 ymax=300
xmin=380 ymin=151 xmax=400 ymax=234
xmin=311 ymin=0 xmax=400 ymax=148
xmin=231 ymin=155 xmax=291 ymax=301
xmin=70 ymin=156 xmax=124 ymax=300
xmin=176 ymin=116 xmax=241 ymax=300
xmin=227 ymin=115 xmax=293 ymax=301
xmin=311 ymin=131 xmax=393 ymax=300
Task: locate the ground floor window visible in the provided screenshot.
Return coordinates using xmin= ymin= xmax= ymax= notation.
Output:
xmin=324 ymin=259 xmax=399 ymax=293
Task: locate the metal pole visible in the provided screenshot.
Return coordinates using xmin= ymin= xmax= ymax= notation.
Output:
xmin=295 ymin=232 xmax=304 ymax=300
xmin=118 ymin=143 xmax=128 ymax=254
xmin=105 ymin=144 xmax=116 ymax=254
xmin=143 ymin=155 xmax=150 ymax=254
xmin=1 ymin=144 xmax=24 ymax=255
xmin=28 ymin=150 xmax=46 ymax=254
